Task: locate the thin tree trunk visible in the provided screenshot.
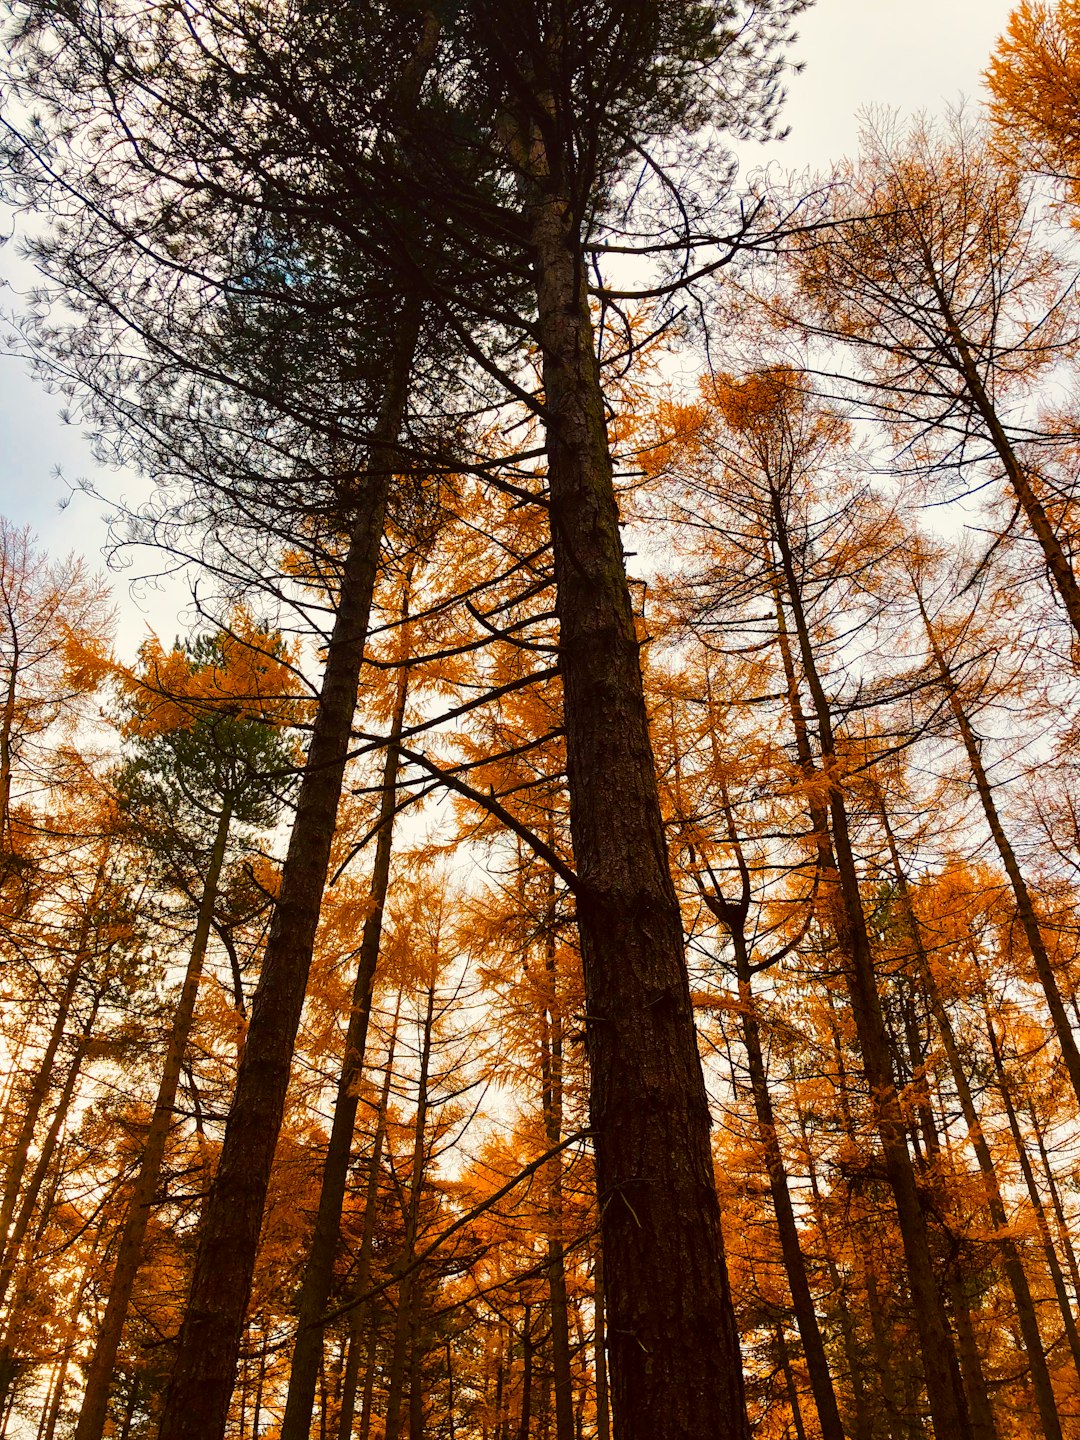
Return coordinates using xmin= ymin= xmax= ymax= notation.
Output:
xmin=251 ymin=1324 xmax=268 ymax=1440
xmin=925 ymin=267 xmax=1080 ymax=642
xmin=793 ymin=1103 xmax=872 ymax=1440
xmin=517 ymin=1307 xmax=533 ymax=1440
xmin=0 ymin=894 xmax=94 ymax=1261
xmin=75 ymin=799 xmax=233 ymax=1440
xmin=914 ymin=586 xmax=1080 ymax=1111
xmin=357 ymin=1320 xmax=379 ymax=1440
xmin=876 ymin=799 xmax=1061 ymax=1439
xmin=825 ymin=1007 xmax=912 ymax=1440
xmin=407 ymin=1316 xmax=424 ymax=1440
xmin=383 ymin=986 xmax=434 ymax=1440
xmin=538 ymin=867 xmax=575 ymax=1440
xmin=281 ymin=633 xmax=410 ymax=1440
xmin=0 ymin=1003 xmax=98 ymax=1318
xmin=776 ymin=1325 xmax=809 ymax=1440
xmin=157 ymin=307 xmax=421 ymax=1440
xmin=1028 ymin=1103 xmax=1080 ymax=1311
xmin=592 ymin=1245 xmax=609 ymax=1440
xmin=699 ymin=793 xmax=846 ymax=1440
xmin=770 ymin=505 xmax=971 ymax=1440
xmin=521 ymin=159 xmax=747 ymax=1440
xmin=337 ymin=1007 xmax=400 ymax=1440
xmin=891 ymin=959 xmax=998 ymax=1440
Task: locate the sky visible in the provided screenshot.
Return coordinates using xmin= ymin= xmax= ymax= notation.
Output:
xmin=0 ymin=0 xmax=1022 ymax=647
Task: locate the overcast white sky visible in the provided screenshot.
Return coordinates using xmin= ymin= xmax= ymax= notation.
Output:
xmin=0 ymin=0 xmax=1021 ymax=643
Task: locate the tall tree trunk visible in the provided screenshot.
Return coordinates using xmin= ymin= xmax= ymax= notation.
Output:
xmin=698 ymin=793 xmax=845 ymax=1440
xmin=517 ymin=1306 xmax=533 ymax=1440
xmin=157 ymin=308 xmax=420 ymax=1440
xmin=538 ymin=870 xmax=575 ymax=1440
xmin=383 ymin=986 xmax=434 ymax=1440
xmin=776 ymin=1325 xmax=809 ymax=1440
xmin=281 ymin=635 xmax=410 ymax=1440
xmin=521 ymin=161 xmax=747 ymax=1440
xmin=357 ymin=1322 xmax=379 ymax=1440
xmin=592 ymin=1245 xmax=610 ymax=1440
xmin=914 ymin=585 xmax=1080 ymax=1110
xmin=251 ymin=1323 xmax=268 ymax=1440
xmin=75 ymin=799 xmax=233 ymax=1440
xmin=337 ymin=1007 xmax=400 ymax=1440
xmin=734 ymin=932 xmax=845 ymax=1440
xmin=794 ymin=1104 xmax=873 ymax=1440
xmin=892 ymin=965 xmax=998 ymax=1440
xmin=408 ymin=1317 xmax=424 ymax=1440
xmin=770 ymin=504 xmax=970 ymax=1440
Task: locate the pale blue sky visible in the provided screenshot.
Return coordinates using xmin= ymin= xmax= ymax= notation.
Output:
xmin=0 ymin=0 xmax=1021 ymax=644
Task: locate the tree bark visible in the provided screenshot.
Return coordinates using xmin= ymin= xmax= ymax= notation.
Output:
xmin=157 ymin=309 xmax=419 ymax=1440
xmin=0 ymin=1002 xmax=98 ymax=1317
xmin=523 ymin=166 xmax=748 ymax=1440
xmin=1027 ymin=1103 xmax=1080 ymax=1313
xmin=592 ymin=1245 xmax=610 ymax=1440
xmin=776 ymin=1325 xmax=809 ymax=1440
xmin=516 ymin=1306 xmax=533 ymax=1440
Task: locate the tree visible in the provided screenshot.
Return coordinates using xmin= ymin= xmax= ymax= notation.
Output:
xmin=987 ymin=1 xmax=1080 ymax=195
xmin=73 ymin=617 xmax=300 ymax=1440
xmin=766 ymin=110 xmax=1080 ymax=649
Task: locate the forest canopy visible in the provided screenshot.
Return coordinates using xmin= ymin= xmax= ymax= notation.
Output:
xmin=2 ymin=2 xmax=1080 ymax=1439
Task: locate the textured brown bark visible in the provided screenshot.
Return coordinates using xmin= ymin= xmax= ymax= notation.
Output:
xmin=592 ymin=1244 xmax=610 ymax=1440
xmin=915 ymin=590 xmax=1080 ymax=1111
xmin=281 ymin=644 xmax=409 ymax=1440
xmin=825 ymin=1011 xmax=916 ymax=1440
xmin=156 ymin=311 xmax=419 ymax=1440
xmin=945 ymin=1280 xmax=998 ymax=1440
xmin=76 ymin=800 xmax=232 ymax=1440
xmin=357 ymin=1322 xmax=379 ymax=1440
xmin=524 ymin=170 xmax=747 ymax=1440
xmin=771 ymin=518 xmax=970 ymax=1440
xmin=877 ymin=802 xmax=1060 ymax=1440
xmin=538 ymin=879 xmax=575 ymax=1440
xmin=0 ymin=900 xmax=92 ymax=1261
